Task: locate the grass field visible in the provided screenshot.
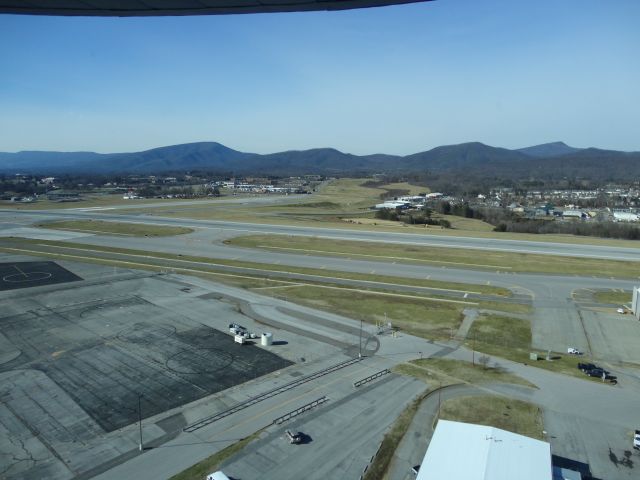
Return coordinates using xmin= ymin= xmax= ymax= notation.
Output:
xmin=226 ymin=234 xmax=640 ymax=278
xmin=439 ymin=395 xmax=544 ymax=440
xmin=593 ymin=289 xmax=631 ymax=305
xmin=465 ymin=314 xmax=613 ymax=382
xmin=394 ymin=358 xmax=534 ymax=388
xmin=259 ymin=285 xmax=466 ymax=341
xmin=34 ymin=219 xmax=193 ymax=237
xmin=468 ymin=313 xmax=531 ymax=350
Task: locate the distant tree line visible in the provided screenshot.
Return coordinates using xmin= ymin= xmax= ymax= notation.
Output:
xmin=492 ymin=219 xmax=640 ymax=239
xmin=374 ymin=207 xmax=451 ymax=228
xmin=376 ymin=200 xmax=640 ymax=240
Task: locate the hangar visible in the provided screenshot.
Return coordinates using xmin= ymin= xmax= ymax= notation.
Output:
xmin=416 ymin=420 xmax=552 ymax=480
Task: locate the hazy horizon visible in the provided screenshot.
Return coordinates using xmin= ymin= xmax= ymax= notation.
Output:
xmin=1 ymin=139 xmax=634 ymax=156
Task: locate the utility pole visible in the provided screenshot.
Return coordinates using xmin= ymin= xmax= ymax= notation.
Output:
xmin=358 ymin=318 xmax=363 ymax=358
xmin=138 ymin=394 xmax=143 ymax=452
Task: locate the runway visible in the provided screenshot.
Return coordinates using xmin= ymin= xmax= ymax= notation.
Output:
xmin=2 ymin=208 xmax=640 ymax=261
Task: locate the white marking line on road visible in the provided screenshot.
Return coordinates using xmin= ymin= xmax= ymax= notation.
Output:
xmin=254 ymin=244 xmax=513 ymax=269
xmin=39 ymin=226 xmax=131 ymax=236
xmin=68 ymin=207 xmax=116 ymax=211
xmin=3 ymin=243 xmax=487 ymax=297
xmin=253 ymin=284 xmax=305 ymax=290
xmin=258 ymin=282 xmax=478 ymax=305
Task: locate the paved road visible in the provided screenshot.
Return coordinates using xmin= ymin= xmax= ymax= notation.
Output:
xmin=218 ymin=373 xmax=425 ymax=480
xmin=3 ymin=208 xmax=640 ymax=261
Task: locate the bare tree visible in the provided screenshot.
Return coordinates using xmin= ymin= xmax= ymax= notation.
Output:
xmin=478 ymin=355 xmax=491 ymax=370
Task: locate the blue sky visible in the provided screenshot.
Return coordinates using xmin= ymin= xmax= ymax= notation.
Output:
xmin=1 ymin=0 xmax=638 ymax=155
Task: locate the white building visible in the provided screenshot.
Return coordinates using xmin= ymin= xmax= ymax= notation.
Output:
xmin=613 ymin=212 xmax=639 ymax=222
xmin=416 ymin=420 xmax=552 ymax=480
xmin=562 ymin=209 xmax=585 ymax=219
xmin=374 ymin=201 xmax=410 ymax=210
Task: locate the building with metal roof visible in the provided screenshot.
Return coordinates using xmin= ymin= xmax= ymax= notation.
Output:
xmin=416 ymin=420 xmax=552 ymax=480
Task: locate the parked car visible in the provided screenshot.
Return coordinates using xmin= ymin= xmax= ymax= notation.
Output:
xmin=634 ymin=430 xmax=640 ymax=450
xmin=567 ymin=347 xmax=582 ymax=355
xmin=578 ymin=363 xmax=597 ymax=372
xmin=285 ymin=430 xmax=304 ymax=444
xmin=586 ymin=368 xmax=614 ymax=380
xmin=617 ymin=307 xmax=626 ymax=314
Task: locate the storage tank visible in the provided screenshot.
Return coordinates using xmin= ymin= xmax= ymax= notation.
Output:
xmin=261 ymin=332 xmax=273 ymax=346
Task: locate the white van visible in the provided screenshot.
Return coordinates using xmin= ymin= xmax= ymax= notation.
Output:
xmin=206 ymin=471 xmax=230 ymax=480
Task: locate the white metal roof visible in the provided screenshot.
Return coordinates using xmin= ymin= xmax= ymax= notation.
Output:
xmin=206 ymin=472 xmax=230 ymax=480
xmin=416 ymin=420 xmax=552 ymax=480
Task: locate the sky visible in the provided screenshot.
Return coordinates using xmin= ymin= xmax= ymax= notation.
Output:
xmin=0 ymin=0 xmax=639 ymax=155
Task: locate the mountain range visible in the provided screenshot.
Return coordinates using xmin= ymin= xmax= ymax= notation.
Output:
xmin=1 ymin=141 xmax=638 ymax=181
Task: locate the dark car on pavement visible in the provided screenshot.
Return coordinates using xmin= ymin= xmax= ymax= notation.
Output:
xmin=578 ymin=363 xmax=597 ymax=372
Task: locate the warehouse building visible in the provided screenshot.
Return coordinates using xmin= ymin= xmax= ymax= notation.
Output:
xmin=416 ymin=420 xmax=552 ymax=480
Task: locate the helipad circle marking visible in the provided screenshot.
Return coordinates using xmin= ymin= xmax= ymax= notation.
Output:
xmin=3 ymin=272 xmax=52 ymax=283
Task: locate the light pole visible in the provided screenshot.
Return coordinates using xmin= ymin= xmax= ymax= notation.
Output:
xmin=138 ymin=394 xmax=143 ymax=452
xmin=358 ymin=318 xmax=363 ymax=358
xmin=472 ymin=332 xmax=476 ymax=366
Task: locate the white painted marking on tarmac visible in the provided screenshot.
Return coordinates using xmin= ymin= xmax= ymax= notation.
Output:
xmin=69 ymin=207 xmax=116 ymax=211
